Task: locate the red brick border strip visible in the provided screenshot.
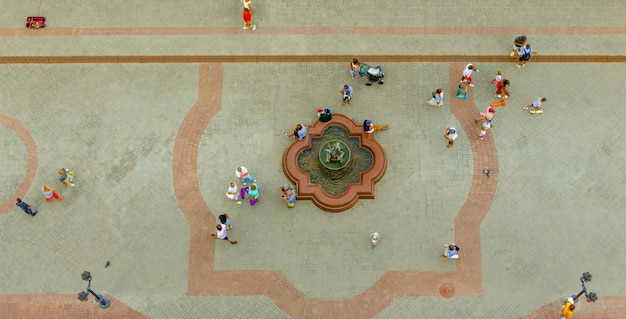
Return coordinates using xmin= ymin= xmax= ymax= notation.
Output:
xmin=0 ymin=55 xmax=624 ymax=64
xmin=0 ymin=114 xmax=38 ymax=216
xmin=169 ymin=63 xmax=497 ymax=318
xmin=0 ymin=26 xmax=624 ymax=37
xmin=0 ymin=294 xmax=147 ymax=319
xmin=522 ymin=296 xmax=625 ymax=319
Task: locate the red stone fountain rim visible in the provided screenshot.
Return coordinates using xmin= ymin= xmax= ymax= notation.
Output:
xmin=282 ymin=113 xmax=387 ymax=212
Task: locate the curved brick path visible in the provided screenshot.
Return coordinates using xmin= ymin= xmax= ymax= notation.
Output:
xmin=0 ymin=114 xmax=37 ymax=216
xmin=167 ymin=63 xmax=496 ymax=318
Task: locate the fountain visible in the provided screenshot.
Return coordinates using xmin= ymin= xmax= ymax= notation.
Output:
xmin=282 ymin=114 xmax=387 ymax=212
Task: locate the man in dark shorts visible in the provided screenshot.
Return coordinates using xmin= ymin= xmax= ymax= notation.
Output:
xmin=517 ymin=44 xmax=536 ymax=68
xmin=511 ymin=35 xmax=527 ymax=57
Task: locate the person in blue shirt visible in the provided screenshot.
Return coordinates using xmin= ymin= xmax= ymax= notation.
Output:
xmin=340 ymin=85 xmax=353 ymax=106
xmin=517 ymin=44 xmax=536 ymax=68
xmin=286 ymin=124 xmax=307 ymax=140
xmin=16 ymin=198 xmax=37 ymax=216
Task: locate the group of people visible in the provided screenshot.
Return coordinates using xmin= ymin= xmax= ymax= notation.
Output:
xmin=15 ymin=168 xmax=76 ymax=217
xmin=226 ymin=166 xmax=259 ymax=206
xmin=441 ymin=36 xmax=548 ymax=146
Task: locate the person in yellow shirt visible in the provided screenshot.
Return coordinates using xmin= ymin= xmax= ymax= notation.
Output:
xmin=561 ymin=297 xmax=575 ymax=319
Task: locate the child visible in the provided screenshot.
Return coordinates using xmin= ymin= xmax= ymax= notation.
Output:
xmin=479 ymin=121 xmax=491 ymax=140
xmin=242 ymin=8 xmax=256 ymax=31
xmin=460 ymin=63 xmax=479 ymax=87
xmin=370 ymin=232 xmax=380 ymax=249
xmin=491 ymin=71 xmax=502 ymax=84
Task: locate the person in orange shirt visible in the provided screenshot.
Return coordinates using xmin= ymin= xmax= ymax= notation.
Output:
xmin=561 ymin=297 xmax=575 ymax=319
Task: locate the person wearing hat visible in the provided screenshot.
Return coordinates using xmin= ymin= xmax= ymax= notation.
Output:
xmin=317 ymin=108 xmax=332 ymax=123
xmin=279 ymin=183 xmax=297 ymax=208
xmin=475 ymin=107 xmax=496 ymax=124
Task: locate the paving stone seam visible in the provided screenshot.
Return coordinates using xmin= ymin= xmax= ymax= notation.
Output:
xmin=0 ymin=26 xmax=624 ymax=37
xmin=0 ymin=55 xmax=624 ymax=64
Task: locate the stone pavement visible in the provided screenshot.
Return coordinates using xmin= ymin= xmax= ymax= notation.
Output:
xmin=0 ymin=1 xmax=625 ymax=318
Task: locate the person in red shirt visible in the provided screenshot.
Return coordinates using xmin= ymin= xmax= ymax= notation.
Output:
xmin=242 ymin=8 xmax=256 ymax=31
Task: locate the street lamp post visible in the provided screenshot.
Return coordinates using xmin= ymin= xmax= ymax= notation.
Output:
xmin=568 ymin=272 xmax=598 ymax=304
xmin=77 ymin=271 xmax=111 ymax=309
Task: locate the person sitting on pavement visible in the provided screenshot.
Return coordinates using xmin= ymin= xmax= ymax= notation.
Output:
xmin=363 ymin=119 xmax=387 ymax=134
xmin=286 ymin=124 xmax=308 ymax=140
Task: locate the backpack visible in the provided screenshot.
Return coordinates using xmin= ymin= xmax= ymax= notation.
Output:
xmin=455 ymin=245 xmax=460 ymax=251
xmin=219 ymin=214 xmax=228 ymax=224
xmin=432 ymin=92 xmax=436 ymax=98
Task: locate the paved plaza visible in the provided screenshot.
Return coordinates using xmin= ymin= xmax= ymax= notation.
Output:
xmin=0 ymin=1 xmax=625 ymax=318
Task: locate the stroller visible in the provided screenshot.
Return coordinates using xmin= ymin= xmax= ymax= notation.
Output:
xmin=359 ymin=64 xmax=384 ymax=86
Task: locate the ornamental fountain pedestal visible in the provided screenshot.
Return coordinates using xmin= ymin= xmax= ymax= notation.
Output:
xmin=282 ymin=114 xmax=387 ymax=212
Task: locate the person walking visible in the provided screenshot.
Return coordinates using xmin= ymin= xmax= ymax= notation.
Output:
xmin=478 ymin=121 xmax=491 ymax=140
xmin=363 ymin=119 xmax=387 ymax=134
xmin=460 ymin=63 xmax=479 ymax=87
xmin=247 ymin=183 xmax=260 ymax=205
xmin=495 ymin=79 xmax=510 ymax=99
xmin=524 ymin=97 xmax=547 ymax=114
xmin=242 ymin=8 xmax=256 ymax=31
xmin=242 ymin=0 xmax=252 ymax=11
xmin=219 ymin=213 xmax=232 ymax=229
xmin=280 ymin=183 xmax=297 ymax=208
xmin=517 ymin=44 xmax=536 ymax=68
xmin=427 ymin=88 xmax=444 ymax=107
xmin=42 ymin=184 xmax=63 ymax=202
xmin=511 ymin=35 xmax=527 ymax=57
xmin=211 ymin=224 xmax=237 ymax=244
xmin=444 ymin=127 xmax=457 ymax=148
xmin=58 ymin=168 xmax=76 ymax=186
xmin=442 ymin=242 xmax=460 ymax=260
xmin=349 ymin=59 xmax=361 ymax=80
xmin=475 ymin=107 xmax=496 ymax=124
xmin=340 ymin=85 xmax=353 ymax=106
xmin=15 ymin=198 xmax=37 ymax=216
xmin=285 ymin=124 xmax=308 ymax=140
xmin=226 ymin=182 xmax=242 ymax=205
xmin=236 ymin=166 xmax=256 ymax=185
xmin=561 ymin=297 xmax=576 ymax=319
xmin=491 ymin=70 xmax=503 ymax=84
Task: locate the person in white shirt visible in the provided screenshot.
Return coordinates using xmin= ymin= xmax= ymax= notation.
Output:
xmin=236 ymin=166 xmax=256 ymax=185
xmin=226 ymin=182 xmax=242 ymax=204
xmin=460 ymin=63 xmax=479 ymax=87
xmin=211 ymin=224 xmax=237 ymax=244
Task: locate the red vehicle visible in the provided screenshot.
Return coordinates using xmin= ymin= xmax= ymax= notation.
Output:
xmin=26 ymin=16 xmax=46 ymax=29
